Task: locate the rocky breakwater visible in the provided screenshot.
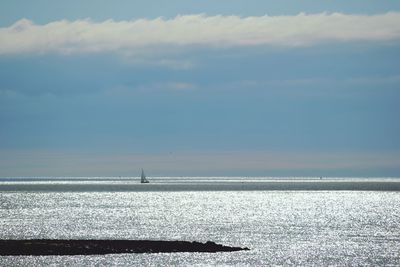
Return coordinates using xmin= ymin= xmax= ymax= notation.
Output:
xmin=0 ymin=240 xmax=250 ymax=255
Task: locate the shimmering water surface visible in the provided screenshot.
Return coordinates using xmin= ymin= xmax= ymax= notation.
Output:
xmin=1 ymin=177 xmax=399 ymax=266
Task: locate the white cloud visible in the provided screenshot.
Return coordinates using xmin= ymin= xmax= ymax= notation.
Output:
xmin=136 ymin=81 xmax=195 ymax=92
xmin=1 ymin=12 xmax=400 ymax=55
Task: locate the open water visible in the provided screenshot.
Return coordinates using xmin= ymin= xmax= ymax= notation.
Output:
xmin=0 ymin=177 xmax=399 ymax=266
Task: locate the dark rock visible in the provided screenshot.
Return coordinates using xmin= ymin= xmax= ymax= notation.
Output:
xmin=0 ymin=239 xmax=250 ymax=255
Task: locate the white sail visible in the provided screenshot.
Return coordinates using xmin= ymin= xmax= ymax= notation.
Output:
xmin=141 ymin=169 xmax=149 ymax=183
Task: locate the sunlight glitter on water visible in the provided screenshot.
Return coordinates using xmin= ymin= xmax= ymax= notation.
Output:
xmin=1 ymin=189 xmax=400 ymax=265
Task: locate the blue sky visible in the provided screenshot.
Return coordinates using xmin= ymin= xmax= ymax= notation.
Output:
xmin=0 ymin=1 xmax=399 ymax=176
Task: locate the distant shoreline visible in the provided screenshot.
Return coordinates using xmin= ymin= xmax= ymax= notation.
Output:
xmin=1 ymin=179 xmax=400 ymax=192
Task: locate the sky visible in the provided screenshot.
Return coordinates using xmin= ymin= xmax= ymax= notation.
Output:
xmin=0 ymin=1 xmax=400 ymax=177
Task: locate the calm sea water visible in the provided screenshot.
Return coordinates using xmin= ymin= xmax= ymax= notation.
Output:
xmin=1 ymin=177 xmax=399 ymax=266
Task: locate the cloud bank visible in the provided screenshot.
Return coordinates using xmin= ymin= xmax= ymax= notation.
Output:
xmin=1 ymin=12 xmax=400 ymax=55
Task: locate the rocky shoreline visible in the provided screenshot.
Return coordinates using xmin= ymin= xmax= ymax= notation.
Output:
xmin=0 ymin=240 xmax=249 ymax=255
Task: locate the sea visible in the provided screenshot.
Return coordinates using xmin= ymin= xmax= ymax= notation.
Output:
xmin=0 ymin=177 xmax=399 ymax=266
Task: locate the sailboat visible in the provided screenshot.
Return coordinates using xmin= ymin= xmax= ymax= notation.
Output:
xmin=140 ymin=169 xmax=149 ymax=183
